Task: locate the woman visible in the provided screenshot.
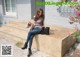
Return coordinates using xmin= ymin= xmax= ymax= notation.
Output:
xmin=21 ymin=8 xmax=44 ymax=57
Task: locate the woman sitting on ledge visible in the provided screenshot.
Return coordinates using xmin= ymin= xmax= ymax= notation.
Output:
xmin=21 ymin=8 xmax=44 ymax=57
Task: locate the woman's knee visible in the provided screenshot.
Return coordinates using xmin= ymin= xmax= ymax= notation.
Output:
xmin=28 ymin=29 xmax=41 ymax=35
xmin=28 ymin=31 xmax=32 ymax=36
xmin=28 ymin=31 xmax=34 ymax=35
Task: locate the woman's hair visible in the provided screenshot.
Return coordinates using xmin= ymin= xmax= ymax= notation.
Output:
xmin=34 ymin=8 xmax=44 ymax=21
xmin=39 ymin=8 xmax=44 ymax=18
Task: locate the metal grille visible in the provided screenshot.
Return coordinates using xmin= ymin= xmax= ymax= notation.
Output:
xmin=57 ymin=6 xmax=76 ymax=17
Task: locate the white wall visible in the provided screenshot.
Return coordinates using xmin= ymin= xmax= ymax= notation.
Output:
xmin=44 ymin=0 xmax=79 ymax=29
xmin=16 ymin=0 xmax=31 ymax=21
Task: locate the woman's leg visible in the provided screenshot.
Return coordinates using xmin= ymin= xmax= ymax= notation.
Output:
xmin=28 ymin=28 xmax=42 ymax=49
xmin=26 ymin=31 xmax=33 ymax=44
xmin=22 ymin=29 xmax=34 ymax=49
xmin=22 ymin=28 xmax=42 ymax=50
xmin=27 ymin=28 xmax=42 ymax=56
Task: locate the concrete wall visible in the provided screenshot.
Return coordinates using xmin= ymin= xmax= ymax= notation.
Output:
xmin=45 ymin=5 xmax=72 ymax=28
xmin=16 ymin=0 xmax=31 ymax=21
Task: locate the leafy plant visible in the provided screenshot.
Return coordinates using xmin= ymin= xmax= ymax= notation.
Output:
xmin=76 ymin=35 xmax=80 ymax=43
xmin=73 ymin=30 xmax=80 ymax=37
xmin=73 ymin=30 xmax=80 ymax=43
xmin=69 ymin=5 xmax=80 ymax=24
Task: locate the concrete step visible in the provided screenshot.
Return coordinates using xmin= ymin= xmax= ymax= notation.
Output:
xmin=0 ymin=25 xmax=28 ymax=42
xmin=0 ymin=31 xmax=23 ymax=42
xmin=6 ymin=21 xmax=28 ymax=30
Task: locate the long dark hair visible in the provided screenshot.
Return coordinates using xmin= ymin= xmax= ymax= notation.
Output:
xmin=34 ymin=8 xmax=44 ymax=21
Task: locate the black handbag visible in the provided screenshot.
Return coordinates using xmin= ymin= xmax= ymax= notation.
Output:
xmin=40 ymin=27 xmax=50 ymax=35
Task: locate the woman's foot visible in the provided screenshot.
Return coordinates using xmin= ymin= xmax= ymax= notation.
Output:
xmin=21 ymin=42 xmax=28 ymax=50
xmin=27 ymin=48 xmax=32 ymax=57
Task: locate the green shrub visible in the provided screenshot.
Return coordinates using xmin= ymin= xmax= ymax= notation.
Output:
xmin=76 ymin=36 xmax=80 ymax=43
xmin=73 ymin=30 xmax=80 ymax=43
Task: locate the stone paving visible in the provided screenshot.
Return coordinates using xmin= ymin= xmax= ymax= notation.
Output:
xmin=0 ymin=37 xmax=80 ymax=57
xmin=64 ymin=43 xmax=80 ymax=57
xmin=0 ymin=37 xmax=52 ymax=57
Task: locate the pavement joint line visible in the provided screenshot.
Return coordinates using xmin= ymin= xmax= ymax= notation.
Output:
xmin=4 ymin=25 xmax=29 ymax=31
xmin=0 ymin=30 xmax=25 ymax=40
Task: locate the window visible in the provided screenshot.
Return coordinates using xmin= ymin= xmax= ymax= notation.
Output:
xmin=4 ymin=0 xmax=16 ymax=16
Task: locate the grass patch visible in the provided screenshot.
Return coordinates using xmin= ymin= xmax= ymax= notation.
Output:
xmin=15 ymin=41 xmax=23 ymax=48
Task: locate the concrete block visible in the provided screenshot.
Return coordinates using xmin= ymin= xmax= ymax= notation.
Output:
xmin=32 ymin=26 xmax=76 ymax=57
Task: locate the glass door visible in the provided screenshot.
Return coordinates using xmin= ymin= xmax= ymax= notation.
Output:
xmin=4 ymin=0 xmax=16 ymax=16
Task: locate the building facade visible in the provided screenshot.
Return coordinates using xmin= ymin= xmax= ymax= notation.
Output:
xmin=0 ymin=0 xmax=80 ymax=28
xmin=0 ymin=0 xmax=45 ymax=24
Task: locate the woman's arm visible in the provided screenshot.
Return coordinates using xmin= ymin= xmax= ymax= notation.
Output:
xmin=27 ymin=16 xmax=35 ymax=28
xmin=27 ymin=21 xmax=31 ymax=28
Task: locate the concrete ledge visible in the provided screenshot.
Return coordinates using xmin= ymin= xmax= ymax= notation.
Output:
xmin=32 ymin=26 xmax=76 ymax=57
xmin=0 ymin=21 xmax=76 ymax=57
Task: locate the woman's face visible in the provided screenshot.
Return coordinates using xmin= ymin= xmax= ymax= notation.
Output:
xmin=37 ymin=10 xmax=42 ymax=17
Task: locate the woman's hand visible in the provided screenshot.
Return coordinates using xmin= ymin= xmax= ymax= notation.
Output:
xmin=27 ymin=22 xmax=31 ymax=28
xmin=27 ymin=20 xmax=35 ymax=28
